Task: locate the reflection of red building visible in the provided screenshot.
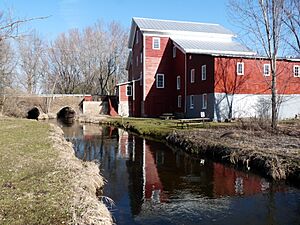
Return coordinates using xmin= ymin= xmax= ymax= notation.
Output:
xmin=118 ymin=132 xmax=167 ymax=202
xmin=143 ymin=140 xmax=166 ymax=201
xmin=213 ymin=163 xmax=267 ymax=197
xmin=118 ymin=130 xmax=274 ymax=203
xmin=118 ymin=129 xmax=129 ymax=158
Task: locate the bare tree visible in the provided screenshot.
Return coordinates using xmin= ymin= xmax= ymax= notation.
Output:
xmin=47 ymin=30 xmax=82 ymax=94
xmin=215 ymin=58 xmax=252 ymax=120
xmin=0 ymin=10 xmax=48 ymax=41
xmin=44 ymin=21 xmax=128 ymax=95
xmin=283 ymin=0 xmax=300 ymax=55
xmin=0 ymin=39 xmax=16 ymax=113
xmin=228 ymin=0 xmax=286 ymax=129
xmin=82 ymin=21 xmax=128 ymax=95
xmin=17 ymin=31 xmax=44 ymax=94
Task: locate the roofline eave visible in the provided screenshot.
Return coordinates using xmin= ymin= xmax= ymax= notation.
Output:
xmin=141 ymin=29 xmax=235 ymax=39
xmin=184 ymin=49 xmax=257 ymax=56
xmin=128 ymin=19 xmax=137 ymax=49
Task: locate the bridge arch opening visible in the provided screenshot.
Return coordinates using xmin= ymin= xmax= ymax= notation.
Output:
xmin=57 ymin=106 xmax=76 ymax=124
xmin=27 ymin=107 xmax=40 ymax=120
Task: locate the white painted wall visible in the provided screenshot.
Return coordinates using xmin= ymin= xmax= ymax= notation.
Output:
xmin=83 ymin=101 xmax=108 ymax=115
xmin=118 ymin=101 xmax=129 ymax=117
xmin=214 ymin=93 xmax=300 ymax=121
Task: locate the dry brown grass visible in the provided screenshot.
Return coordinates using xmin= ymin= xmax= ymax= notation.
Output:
xmin=167 ymin=125 xmax=300 ymax=181
xmin=49 ymin=124 xmax=113 ymax=225
xmin=0 ymin=117 xmax=112 ymax=225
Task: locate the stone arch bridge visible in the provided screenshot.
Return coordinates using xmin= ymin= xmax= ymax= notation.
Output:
xmin=5 ymin=94 xmax=90 ymax=119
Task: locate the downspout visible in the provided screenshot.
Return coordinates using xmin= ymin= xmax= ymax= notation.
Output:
xmin=133 ymin=81 xmax=135 ymax=101
xmin=118 ymin=86 xmax=121 ymax=103
xmin=184 ymin=53 xmax=187 ymax=115
xmin=142 ymin=34 xmax=146 ymax=116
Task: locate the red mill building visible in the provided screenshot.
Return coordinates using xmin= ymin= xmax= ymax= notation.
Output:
xmin=117 ymin=18 xmax=300 ymax=120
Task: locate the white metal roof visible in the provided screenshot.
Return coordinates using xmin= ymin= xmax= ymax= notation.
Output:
xmin=128 ymin=17 xmax=258 ymax=56
xmin=133 ymin=17 xmax=234 ymax=35
xmin=172 ymin=37 xmax=256 ymax=56
xmin=128 ymin=17 xmax=235 ymax=48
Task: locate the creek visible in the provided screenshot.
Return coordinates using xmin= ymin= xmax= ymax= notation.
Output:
xmin=55 ymin=121 xmax=300 ymax=225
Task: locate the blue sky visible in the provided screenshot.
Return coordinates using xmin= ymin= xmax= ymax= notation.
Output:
xmin=1 ymin=0 xmax=234 ymax=40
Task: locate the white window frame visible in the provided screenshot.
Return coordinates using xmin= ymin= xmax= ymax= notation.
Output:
xmin=237 ymin=62 xmax=244 ymax=75
xmin=177 ymin=76 xmax=180 ymax=90
xmin=126 ymin=85 xmax=132 ymax=96
xmin=190 ymin=95 xmax=194 ymax=109
xmin=177 ymin=95 xmax=182 ymax=108
xmin=202 ymin=93 xmax=207 ymax=109
xmin=140 ymin=51 xmax=143 ymax=64
xmin=190 ymin=69 xmax=195 ymax=83
xmin=201 ymin=65 xmax=207 ymax=80
xmin=152 ymin=37 xmax=160 ymax=50
xmin=263 ymin=64 xmax=270 ymax=76
xmin=156 ymin=73 xmax=164 ymax=88
xmin=173 ymin=46 xmax=176 ymax=58
xmin=294 ymin=65 xmax=300 ymax=77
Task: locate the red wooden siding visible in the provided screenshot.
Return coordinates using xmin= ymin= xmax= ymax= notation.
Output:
xmin=173 ymin=46 xmax=185 ymax=113
xmin=186 ymin=54 xmax=215 ymax=95
xmin=131 ymin=28 xmax=143 ymax=81
xmin=214 ymin=57 xmax=300 ymax=95
xmin=144 ymin=36 xmax=176 ymax=117
xmin=124 ymin=27 xmax=300 ymax=118
xmin=130 ymin=28 xmax=144 ymax=117
xmin=119 ymin=85 xmax=129 ymax=102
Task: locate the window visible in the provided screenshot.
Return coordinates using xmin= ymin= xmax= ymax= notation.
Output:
xmin=156 ymin=74 xmax=164 ymax=88
xmin=153 ymin=37 xmax=160 ymax=50
xmin=126 ymin=85 xmax=132 ymax=96
xmin=190 ymin=69 xmax=195 ymax=83
xmin=202 ymin=94 xmax=207 ymax=109
xmin=178 ymin=95 xmax=182 ymax=108
xmin=177 ymin=76 xmax=180 ymax=90
xmin=237 ymin=62 xmax=244 ymax=75
xmin=202 ymin=65 xmax=207 ymax=80
xmin=263 ymin=64 xmax=270 ymax=76
xmin=294 ymin=65 xmax=300 ymax=77
xmin=190 ymin=95 xmax=194 ymax=109
xmin=173 ymin=46 xmax=176 ymax=58
xmin=140 ymin=51 xmax=143 ymax=64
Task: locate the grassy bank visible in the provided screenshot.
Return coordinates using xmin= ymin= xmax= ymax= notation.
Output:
xmin=0 ymin=117 xmax=112 ymax=225
xmin=106 ymin=117 xmax=176 ymax=139
xmin=106 ymin=117 xmax=300 ymax=182
xmin=105 ymin=117 xmax=226 ymax=139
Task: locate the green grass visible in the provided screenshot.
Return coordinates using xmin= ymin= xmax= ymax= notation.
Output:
xmin=107 ymin=117 xmax=230 ymax=139
xmin=107 ymin=117 xmax=177 ymax=138
xmin=0 ymin=118 xmax=71 ymax=225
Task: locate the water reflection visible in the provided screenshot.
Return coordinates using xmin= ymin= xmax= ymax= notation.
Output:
xmin=58 ymin=122 xmax=300 ymax=225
